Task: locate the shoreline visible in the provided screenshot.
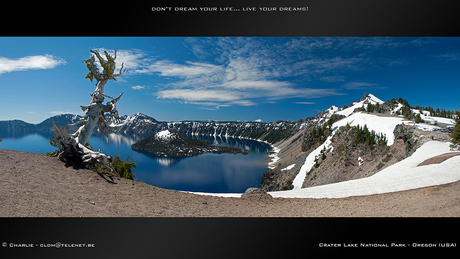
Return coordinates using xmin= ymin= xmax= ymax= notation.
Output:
xmin=2 ymin=148 xmax=460 ymax=217
xmin=200 ymin=133 xmax=282 ymax=170
xmin=188 ymin=141 xmax=460 ymax=199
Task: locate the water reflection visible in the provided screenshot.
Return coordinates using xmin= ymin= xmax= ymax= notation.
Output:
xmin=0 ymin=131 xmax=272 ymax=193
xmin=131 ymin=148 xmax=183 ymax=167
xmin=98 ymin=132 xmax=145 ymax=146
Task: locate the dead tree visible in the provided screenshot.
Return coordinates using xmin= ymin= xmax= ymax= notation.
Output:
xmin=52 ymin=50 xmax=125 ymax=168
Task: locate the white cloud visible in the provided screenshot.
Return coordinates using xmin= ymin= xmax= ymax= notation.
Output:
xmin=157 ymin=89 xmax=242 ymax=102
xmin=46 ymin=110 xmax=83 ymax=115
xmin=184 ymin=37 xmax=213 ymax=59
xmin=436 ymin=52 xmax=460 ymax=61
xmin=292 ymin=57 xmax=364 ymax=74
xmin=117 ymin=38 xmax=428 ymax=109
xmin=293 ymin=102 xmax=316 ymax=105
xmin=131 ymin=85 xmax=148 ymax=90
xmin=222 ymin=80 xmax=290 ymax=90
xmin=0 ymin=54 xmax=65 ymax=75
xmin=47 ymin=111 xmax=67 ymax=115
xmin=136 ymin=60 xmax=223 ymax=79
xmin=342 ymin=82 xmax=377 ymax=90
xmin=320 ymin=76 xmax=345 ymax=82
xmin=230 ymin=100 xmax=257 ymax=106
xmin=145 ymin=38 xmax=349 ymax=108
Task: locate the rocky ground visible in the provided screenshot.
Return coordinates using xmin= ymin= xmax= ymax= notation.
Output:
xmin=1 ymin=148 xmax=460 ymax=217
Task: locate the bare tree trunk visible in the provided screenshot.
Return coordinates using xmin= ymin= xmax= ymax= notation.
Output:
xmin=52 ymin=50 xmax=125 ymax=168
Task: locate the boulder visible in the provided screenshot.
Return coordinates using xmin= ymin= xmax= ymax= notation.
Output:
xmin=241 ymin=188 xmax=272 ymax=199
xmin=393 ymin=124 xmax=414 ymax=143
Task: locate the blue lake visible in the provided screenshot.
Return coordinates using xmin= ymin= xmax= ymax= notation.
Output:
xmin=0 ymin=131 xmax=272 ymax=193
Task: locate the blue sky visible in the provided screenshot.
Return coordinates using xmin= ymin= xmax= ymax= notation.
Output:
xmin=0 ymin=37 xmax=459 ymax=124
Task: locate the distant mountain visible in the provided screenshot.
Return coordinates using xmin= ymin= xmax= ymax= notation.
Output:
xmin=0 ymin=119 xmax=36 ymax=133
xmin=0 ymin=114 xmax=82 ymax=133
xmin=36 ymin=114 xmax=82 ymax=131
xmin=0 ymin=113 xmax=159 ymax=135
xmin=109 ymin=112 xmax=162 ymax=135
xmin=1 ymin=93 xmax=455 ymax=146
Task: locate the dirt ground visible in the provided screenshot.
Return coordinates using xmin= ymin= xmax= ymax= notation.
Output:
xmin=417 ymin=152 xmax=460 ymax=167
xmin=1 ymin=149 xmax=460 ymax=217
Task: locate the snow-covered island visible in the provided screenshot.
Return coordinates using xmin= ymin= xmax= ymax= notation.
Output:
xmin=131 ymin=129 xmax=248 ymax=157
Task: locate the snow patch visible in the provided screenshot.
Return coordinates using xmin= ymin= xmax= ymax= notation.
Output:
xmin=333 ymin=112 xmax=406 ymax=146
xmin=281 ymin=164 xmax=296 ymax=171
xmin=268 ymin=146 xmax=281 ymax=169
xmin=292 ymin=134 xmax=334 ymax=190
xmin=402 ymin=121 xmax=441 ymax=132
xmin=155 ymin=129 xmax=176 ymax=140
xmin=390 ymin=103 xmax=404 ymax=115
xmin=367 ymin=93 xmax=384 ymax=104
xmin=336 ymin=94 xmax=384 ymax=117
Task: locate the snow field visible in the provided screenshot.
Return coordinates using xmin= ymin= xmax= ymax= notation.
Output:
xmin=269 ymin=141 xmax=460 ymax=198
xmin=333 ymin=112 xmax=406 ymax=145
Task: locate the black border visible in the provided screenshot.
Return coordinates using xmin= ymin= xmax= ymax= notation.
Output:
xmin=4 ymin=0 xmax=460 ymax=36
xmin=1 ymin=218 xmax=459 ymax=257
xmin=2 ymin=0 xmax=460 ymax=257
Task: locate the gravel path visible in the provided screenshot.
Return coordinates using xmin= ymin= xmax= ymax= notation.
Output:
xmin=1 ymin=149 xmax=460 ymax=217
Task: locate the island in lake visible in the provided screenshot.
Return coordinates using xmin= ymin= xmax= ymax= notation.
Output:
xmin=131 ymin=129 xmax=248 ymax=157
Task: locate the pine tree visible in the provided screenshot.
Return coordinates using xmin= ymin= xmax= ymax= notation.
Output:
xmin=415 ymin=113 xmax=422 ymax=123
xmin=112 ymin=155 xmax=137 ymax=180
xmin=366 ymin=103 xmax=374 ymax=113
xmin=450 ymin=111 xmax=460 ymax=149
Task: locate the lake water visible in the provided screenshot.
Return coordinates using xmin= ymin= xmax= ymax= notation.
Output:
xmin=0 ymin=131 xmax=272 ymax=193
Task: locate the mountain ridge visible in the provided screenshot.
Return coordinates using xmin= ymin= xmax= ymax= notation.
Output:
xmin=1 ymin=93 xmax=456 ymax=144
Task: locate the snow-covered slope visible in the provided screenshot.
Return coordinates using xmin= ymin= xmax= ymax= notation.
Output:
xmin=180 ymin=93 xmax=460 ymax=198
xmin=292 ymin=112 xmax=407 ymax=190
xmin=270 ymin=141 xmax=460 ymax=198
xmin=292 ymin=134 xmax=334 ymax=190
xmin=196 ymin=141 xmax=460 ymax=198
xmin=336 ymin=93 xmax=384 ymax=117
xmin=334 ymin=112 xmax=407 ymax=146
xmin=280 ymin=93 xmax=458 ymax=196
xmin=110 ymin=112 xmax=157 ymax=128
xmin=109 ymin=112 xmax=161 ymax=135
